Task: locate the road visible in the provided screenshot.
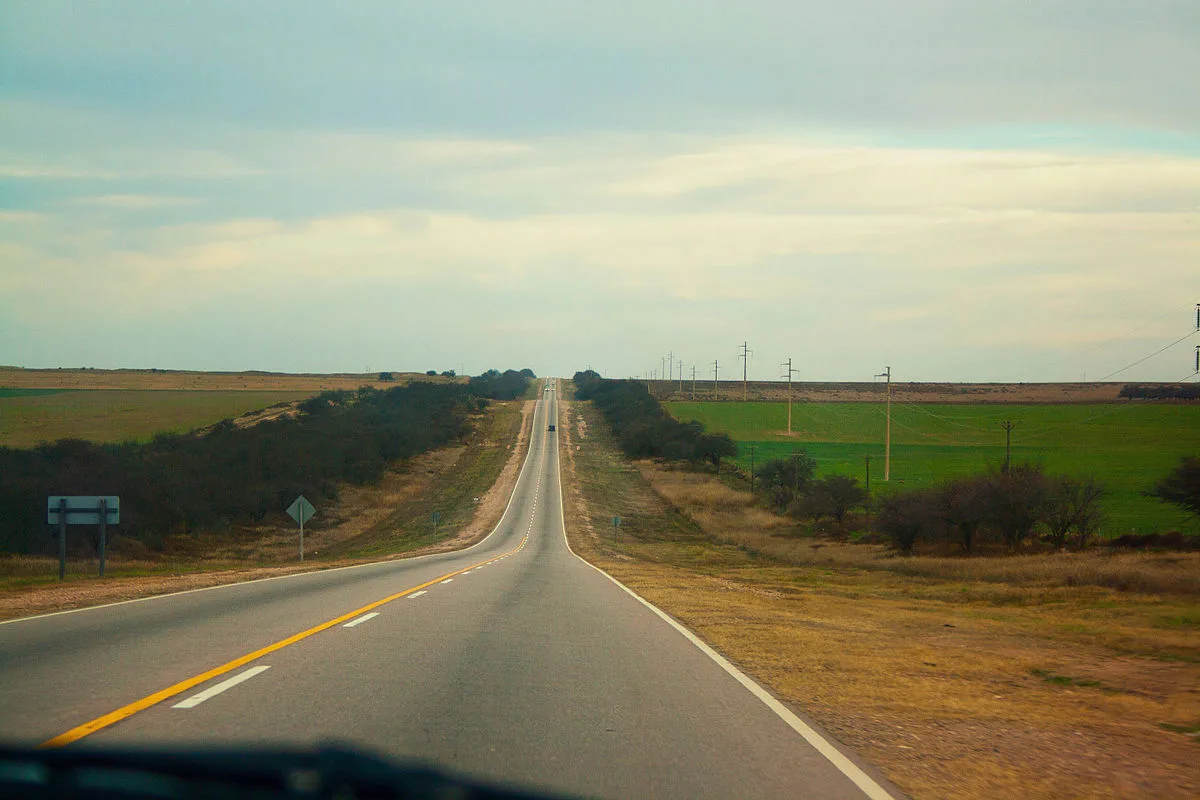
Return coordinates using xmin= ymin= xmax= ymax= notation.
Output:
xmin=0 ymin=381 xmax=895 ymax=799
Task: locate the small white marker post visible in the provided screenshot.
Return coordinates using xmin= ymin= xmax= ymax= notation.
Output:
xmin=286 ymin=495 xmax=316 ymax=561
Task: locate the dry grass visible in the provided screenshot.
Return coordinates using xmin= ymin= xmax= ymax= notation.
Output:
xmin=0 ymin=367 xmax=450 ymax=392
xmin=559 ymin=389 xmax=1200 ymax=800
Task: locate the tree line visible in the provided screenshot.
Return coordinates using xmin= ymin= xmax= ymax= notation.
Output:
xmin=875 ymin=458 xmax=1199 ymax=554
xmin=0 ymin=372 xmax=536 ymax=555
xmin=1119 ymin=384 xmax=1200 ymax=401
xmin=469 ymin=369 xmax=537 ymax=400
xmin=573 ymin=371 xmax=737 ymax=467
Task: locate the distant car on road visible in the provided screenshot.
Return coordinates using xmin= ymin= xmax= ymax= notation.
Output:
xmin=548 ymin=424 xmax=556 ymax=432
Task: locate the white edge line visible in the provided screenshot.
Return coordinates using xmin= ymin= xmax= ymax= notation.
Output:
xmin=171 ymin=666 xmax=271 ymax=709
xmin=1 ymin=391 xmax=549 ymax=628
xmin=551 ymin=390 xmax=896 ymax=800
xmin=343 ymin=611 xmax=380 ymax=628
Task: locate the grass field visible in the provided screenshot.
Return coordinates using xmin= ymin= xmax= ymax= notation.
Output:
xmin=0 ymin=389 xmax=313 ymax=447
xmin=666 ymin=401 xmax=1200 ymax=535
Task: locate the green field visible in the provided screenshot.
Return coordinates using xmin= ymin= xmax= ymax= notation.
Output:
xmin=666 ymin=401 xmax=1200 ymax=535
xmin=0 ymin=390 xmax=314 ymax=448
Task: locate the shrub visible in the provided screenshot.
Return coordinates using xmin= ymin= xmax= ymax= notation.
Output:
xmin=1043 ymin=476 xmax=1105 ymax=550
xmin=935 ymin=476 xmax=989 ymax=552
xmin=981 ymin=463 xmax=1049 ymax=551
xmin=756 ymin=454 xmax=817 ymax=512
xmin=1149 ymin=456 xmax=1200 ymax=519
xmin=878 ymin=491 xmax=938 ymax=555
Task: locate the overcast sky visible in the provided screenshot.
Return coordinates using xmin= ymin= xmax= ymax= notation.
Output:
xmin=3 ymin=1 xmax=1198 ymax=382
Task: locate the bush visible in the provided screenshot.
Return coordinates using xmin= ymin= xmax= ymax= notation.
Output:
xmin=935 ymin=476 xmax=989 ymax=552
xmin=1043 ymin=476 xmax=1105 ymax=550
xmin=878 ymin=492 xmax=938 ymax=555
xmin=1149 ymin=456 xmax=1200 ymax=519
xmin=468 ymin=368 xmax=537 ymax=400
xmin=981 ymin=463 xmax=1049 ymax=551
xmin=817 ymin=474 xmax=867 ymax=525
xmin=756 ymin=454 xmax=817 ymax=512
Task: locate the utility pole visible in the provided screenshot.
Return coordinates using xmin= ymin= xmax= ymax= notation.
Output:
xmin=668 ymin=351 xmax=674 ymax=382
xmin=1000 ymin=420 xmax=1017 ymax=474
xmin=876 ymin=366 xmax=892 ymax=481
xmin=749 ymin=444 xmax=756 ymax=496
xmin=712 ymin=359 xmax=720 ymax=397
xmin=1195 ymin=344 xmax=1199 ymax=375
xmin=781 ymin=357 xmax=799 ymax=435
xmin=678 ymin=361 xmax=685 ymax=394
xmin=863 ymin=454 xmax=872 ymax=534
xmin=738 ymin=341 xmax=751 ymax=401
xmin=691 ymin=364 xmax=697 ymax=400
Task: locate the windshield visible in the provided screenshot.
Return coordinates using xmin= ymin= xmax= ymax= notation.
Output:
xmin=2 ymin=4 xmax=1197 ymax=800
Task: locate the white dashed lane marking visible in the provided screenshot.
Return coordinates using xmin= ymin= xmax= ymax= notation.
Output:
xmin=408 ymin=591 xmax=427 ymax=599
xmin=172 ymin=666 xmax=270 ymax=709
xmin=343 ymin=612 xmax=380 ymax=628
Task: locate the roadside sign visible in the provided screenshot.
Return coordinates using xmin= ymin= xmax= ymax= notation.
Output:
xmin=432 ymin=511 xmax=441 ymax=525
xmin=612 ymin=516 xmax=621 ymax=528
xmin=47 ymin=496 xmax=119 ymax=581
xmin=287 ymin=495 xmax=315 ymax=561
xmin=286 ymin=495 xmax=315 ymax=525
xmin=47 ymin=496 xmax=119 ymax=525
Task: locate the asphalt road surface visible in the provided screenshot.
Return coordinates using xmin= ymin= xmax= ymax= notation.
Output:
xmin=0 ymin=381 xmax=896 ymax=799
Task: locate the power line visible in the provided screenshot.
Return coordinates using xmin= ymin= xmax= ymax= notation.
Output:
xmin=1096 ymin=329 xmax=1199 ymax=381
xmin=1041 ymin=302 xmax=1194 ymax=371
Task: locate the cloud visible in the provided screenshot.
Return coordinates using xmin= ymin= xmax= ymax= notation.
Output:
xmin=69 ymin=194 xmax=198 ymax=209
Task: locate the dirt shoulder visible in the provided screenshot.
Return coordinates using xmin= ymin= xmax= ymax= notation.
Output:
xmin=558 ymin=394 xmax=1200 ymax=800
xmin=0 ymin=398 xmax=537 ymax=622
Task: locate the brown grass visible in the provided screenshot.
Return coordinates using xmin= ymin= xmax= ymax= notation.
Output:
xmin=559 ymin=389 xmax=1200 ymax=800
xmin=0 ymin=367 xmax=455 ymax=392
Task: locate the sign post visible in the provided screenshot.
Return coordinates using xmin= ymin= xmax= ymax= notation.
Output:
xmin=47 ymin=496 xmax=120 ymax=581
xmin=286 ymin=495 xmax=316 ymax=561
xmin=98 ymin=498 xmax=107 ymax=577
xmin=432 ymin=511 xmax=441 ymax=538
xmin=58 ymin=498 xmax=66 ymax=581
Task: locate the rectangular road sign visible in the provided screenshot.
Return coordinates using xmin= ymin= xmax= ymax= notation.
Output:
xmin=286 ymin=495 xmax=316 ymax=526
xmin=47 ymin=496 xmax=120 ymax=525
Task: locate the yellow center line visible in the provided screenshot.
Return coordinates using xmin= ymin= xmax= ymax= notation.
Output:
xmin=40 ymin=533 xmax=530 ymax=748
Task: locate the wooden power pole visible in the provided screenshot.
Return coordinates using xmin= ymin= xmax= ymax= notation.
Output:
xmin=781 ymin=357 xmax=798 ymax=435
xmin=876 ymin=366 xmax=891 ymax=481
xmin=1000 ymin=419 xmax=1017 ymax=474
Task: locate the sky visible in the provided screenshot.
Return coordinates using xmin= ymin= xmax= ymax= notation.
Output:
xmin=2 ymin=1 xmax=1198 ymax=382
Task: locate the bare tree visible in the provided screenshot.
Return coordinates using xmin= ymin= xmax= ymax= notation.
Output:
xmin=936 ymin=477 xmax=989 ymax=553
xmin=1044 ymin=476 xmax=1105 ymax=550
